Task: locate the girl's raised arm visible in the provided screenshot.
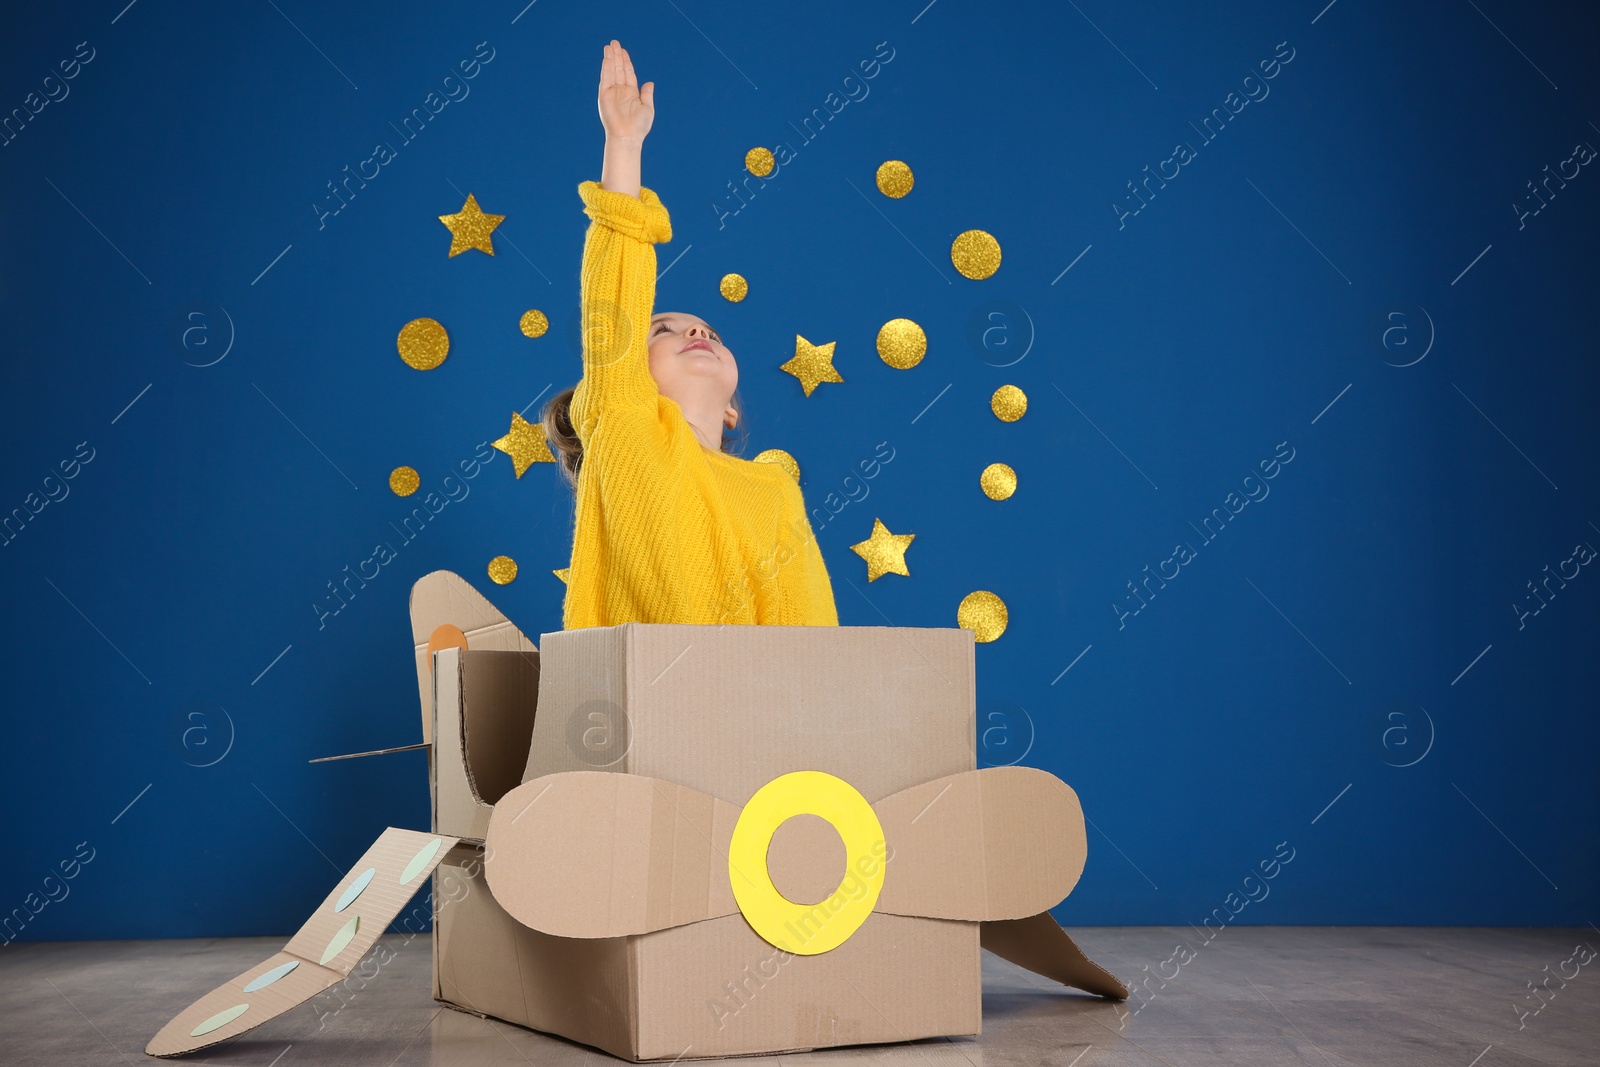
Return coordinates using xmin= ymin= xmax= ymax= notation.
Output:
xmin=570 ymin=40 xmax=670 ymax=443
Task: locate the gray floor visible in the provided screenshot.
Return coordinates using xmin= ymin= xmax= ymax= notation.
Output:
xmin=3 ymin=928 xmax=1596 ymax=1066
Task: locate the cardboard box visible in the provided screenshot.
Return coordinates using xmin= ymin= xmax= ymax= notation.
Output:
xmin=435 ymin=623 xmax=981 ymax=1060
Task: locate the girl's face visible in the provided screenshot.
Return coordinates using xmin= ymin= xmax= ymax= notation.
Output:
xmin=647 ymin=312 xmax=739 ymax=431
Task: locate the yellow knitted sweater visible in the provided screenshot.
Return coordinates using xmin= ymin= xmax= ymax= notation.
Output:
xmin=561 ymin=180 xmax=840 ymax=630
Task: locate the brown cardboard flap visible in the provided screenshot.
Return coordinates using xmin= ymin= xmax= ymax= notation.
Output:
xmin=459 ymin=650 xmax=540 ymax=805
xmin=980 ymin=912 xmax=1129 ymax=1000
xmin=874 ymin=766 xmax=1086 ymax=921
xmin=485 ymin=767 xmax=1089 ymax=940
xmin=433 ymin=648 xmax=541 ymax=842
xmin=409 ymin=569 xmax=538 ymax=745
xmin=146 ymin=827 xmax=459 ymax=1057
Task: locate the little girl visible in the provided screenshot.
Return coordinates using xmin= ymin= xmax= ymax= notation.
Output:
xmin=542 ymin=39 xmax=839 ymax=630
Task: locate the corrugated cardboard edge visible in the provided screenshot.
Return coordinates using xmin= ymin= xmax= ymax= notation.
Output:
xmin=979 ymin=912 xmax=1128 ymax=999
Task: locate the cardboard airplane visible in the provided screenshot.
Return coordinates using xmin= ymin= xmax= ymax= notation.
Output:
xmin=148 ymin=570 xmax=1125 ymax=1060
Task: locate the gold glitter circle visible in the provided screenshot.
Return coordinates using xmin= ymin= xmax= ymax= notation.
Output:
xmin=991 ymin=385 xmax=1027 ymax=422
xmin=950 ymin=230 xmax=1001 ymax=280
xmin=957 ymin=590 xmax=1008 ymax=643
xmin=745 ymin=147 xmax=775 ymax=177
xmin=720 ymin=273 xmax=749 ymax=302
xmin=487 ymin=555 xmax=518 ymax=585
xmin=519 ymin=309 xmax=549 ymax=338
xmin=876 ymin=318 xmax=926 ymax=369
xmin=397 ymin=317 xmax=449 ymax=370
xmin=389 ymin=466 xmax=420 ymax=496
xmin=876 ymin=160 xmax=914 ymax=198
xmin=753 ymin=448 xmax=801 ymax=483
xmin=980 ymin=463 xmax=1017 ymax=500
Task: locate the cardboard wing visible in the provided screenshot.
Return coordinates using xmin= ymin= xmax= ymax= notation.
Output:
xmin=146 ymin=828 xmax=460 ymax=1057
xmin=484 ymin=767 xmax=1127 ymax=999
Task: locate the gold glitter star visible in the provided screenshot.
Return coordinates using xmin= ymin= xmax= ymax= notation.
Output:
xmin=780 ymin=334 xmax=844 ymax=397
xmin=851 ymin=517 xmax=915 ymax=581
xmin=553 ymin=567 xmax=571 ymax=584
xmin=492 ymin=411 xmax=554 ymax=477
xmin=438 ymin=193 xmax=506 ymax=257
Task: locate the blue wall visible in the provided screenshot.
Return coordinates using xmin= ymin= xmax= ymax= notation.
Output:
xmin=2 ymin=0 xmax=1595 ymax=942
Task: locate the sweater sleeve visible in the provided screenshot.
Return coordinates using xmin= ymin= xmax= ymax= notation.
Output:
xmin=777 ymin=488 xmax=841 ymax=626
xmin=569 ymin=180 xmax=674 ymax=442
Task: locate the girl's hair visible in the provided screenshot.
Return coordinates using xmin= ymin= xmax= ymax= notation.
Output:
xmin=542 ymin=384 xmax=749 ymax=490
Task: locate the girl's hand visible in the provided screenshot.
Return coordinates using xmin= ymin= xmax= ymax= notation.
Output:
xmin=598 ymin=39 xmax=654 ymax=142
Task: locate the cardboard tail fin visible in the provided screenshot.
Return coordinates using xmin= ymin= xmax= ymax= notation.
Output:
xmin=146 ymin=828 xmax=460 ymax=1057
xmin=979 ymin=912 xmax=1129 ymax=1000
xmin=409 ymin=569 xmax=538 ymax=745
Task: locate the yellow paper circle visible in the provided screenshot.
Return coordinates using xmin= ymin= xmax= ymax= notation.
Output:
xmin=875 ymin=160 xmax=914 ymax=198
xmin=727 ymin=770 xmax=886 ymax=955
xmin=991 ymin=384 xmax=1027 ymax=422
xmin=745 ymin=147 xmax=775 ymax=177
xmin=720 ymin=273 xmax=749 ymax=302
xmin=876 ymin=318 xmax=926 ymax=369
xmin=753 ymin=448 xmax=801 ymax=483
xmin=980 ymin=463 xmax=1017 ymax=500
xmin=389 ymin=466 xmax=420 ymax=496
xmin=487 ymin=555 xmax=518 ymax=585
xmin=950 ymin=230 xmax=1001 ymax=280
xmin=397 ymin=317 xmax=449 ymax=370
xmin=958 ymin=590 xmax=1008 ymax=642
xmin=520 ymin=309 xmax=549 ymax=338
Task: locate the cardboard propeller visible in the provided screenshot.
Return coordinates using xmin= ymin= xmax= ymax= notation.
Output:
xmin=146 ymin=828 xmax=459 ymax=1058
xmin=484 ymin=764 xmax=1124 ymax=997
